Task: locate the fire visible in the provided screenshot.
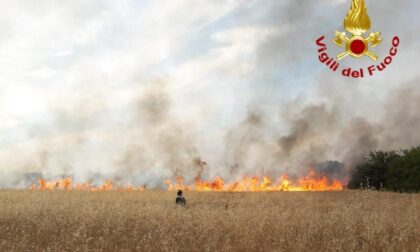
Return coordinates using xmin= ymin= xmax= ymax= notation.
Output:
xmin=164 ymin=171 xmax=344 ymax=192
xmin=31 ymin=171 xmax=344 ymax=192
xmin=31 ymin=178 xmax=145 ymax=192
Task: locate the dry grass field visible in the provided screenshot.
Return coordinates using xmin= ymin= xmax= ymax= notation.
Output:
xmin=0 ymin=190 xmax=418 ymax=251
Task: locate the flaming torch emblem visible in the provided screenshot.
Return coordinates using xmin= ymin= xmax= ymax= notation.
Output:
xmin=334 ymin=0 xmax=382 ymax=60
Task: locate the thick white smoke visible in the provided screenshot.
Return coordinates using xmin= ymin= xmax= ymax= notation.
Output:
xmin=0 ymin=0 xmax=419 ymax=187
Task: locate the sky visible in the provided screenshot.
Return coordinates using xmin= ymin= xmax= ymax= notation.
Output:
xmin=0 ymin=0 xmax=419 ymax=187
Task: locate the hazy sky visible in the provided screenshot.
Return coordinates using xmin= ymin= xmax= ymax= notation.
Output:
xmin=0 ymin=0 xmax=419 ymax=186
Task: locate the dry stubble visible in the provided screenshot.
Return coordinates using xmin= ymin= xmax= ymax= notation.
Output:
xmin=0 ymin=190 xmax=418 ymax=251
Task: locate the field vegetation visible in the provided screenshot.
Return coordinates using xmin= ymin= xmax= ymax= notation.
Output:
xmin=0 ymin=190 xmax=418 ymax=251
xmin=349 ymin=146 xmax=420 ymax=192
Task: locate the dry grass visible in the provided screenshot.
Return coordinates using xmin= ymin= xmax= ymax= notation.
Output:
xmin=0 ymin=190 xmax=418 ymax=251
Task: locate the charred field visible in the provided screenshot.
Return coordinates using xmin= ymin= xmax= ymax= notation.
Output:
xmin=0 ymin=190 xmax=418 ymax=251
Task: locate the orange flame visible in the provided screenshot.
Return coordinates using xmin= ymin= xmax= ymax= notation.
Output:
xmin=164 ymin=171 xmax=344 ymax=192
xmin=31 ymin=178 xmax=145 ymax=192
xmin=31 ymin=171 xmax=344 ymax=192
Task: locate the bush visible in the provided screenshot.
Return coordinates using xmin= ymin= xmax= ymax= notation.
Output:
xmin=348 ymin=147 xmax=420 ymax=192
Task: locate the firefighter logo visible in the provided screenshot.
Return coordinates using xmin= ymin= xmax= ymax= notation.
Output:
xmin=333 ymin=0 xmax=382 ymax=60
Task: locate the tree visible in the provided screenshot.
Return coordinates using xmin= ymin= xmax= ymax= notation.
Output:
xmin=348 ymin=150 xmax=399 ymax=190
xmin=386 ymin=147 xmax=420 ymax=192
xmin=349 ymin=147 xmax=420 ymax=192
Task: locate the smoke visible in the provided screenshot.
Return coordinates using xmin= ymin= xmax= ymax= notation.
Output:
xmin=0 ymin=0 xmax=419 ymax=188
xmin=114 ymin=80 xmax=204 ymax=186
xmin=3 ymin=78 xmax=420 ymax=188
xmin=219 ymin=78 xmax=420 ymax=182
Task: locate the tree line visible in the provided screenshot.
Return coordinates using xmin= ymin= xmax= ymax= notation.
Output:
xmin=348 ymin=146 xmax=420 ymax=192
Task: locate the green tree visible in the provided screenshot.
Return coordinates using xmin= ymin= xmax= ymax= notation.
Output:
xmin=349 ymin=147 xmax=420 ymax=192
xmin=386 ymin=147 xmax=420 ymax=192
xmin=348 ymin=150 xmax=399 ymax=189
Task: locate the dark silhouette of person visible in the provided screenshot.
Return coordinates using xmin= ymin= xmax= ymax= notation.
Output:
xmin=176 ymin=190 xmax=186 ymax=206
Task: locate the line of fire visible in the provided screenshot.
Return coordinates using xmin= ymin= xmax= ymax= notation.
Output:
xmin=31 ymin=171 xmax=344 ymax=192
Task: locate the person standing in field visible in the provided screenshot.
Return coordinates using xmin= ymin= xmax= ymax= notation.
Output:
xmin=176 ymin=190 xmax=186 ymax=206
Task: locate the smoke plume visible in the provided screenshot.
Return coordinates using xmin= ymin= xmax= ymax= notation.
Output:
xmin=0 ymin=0 xmax=419 ymax=188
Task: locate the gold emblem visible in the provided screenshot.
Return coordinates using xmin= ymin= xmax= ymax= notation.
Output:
xmin=333 ymin=0 xmax=382 ymax=60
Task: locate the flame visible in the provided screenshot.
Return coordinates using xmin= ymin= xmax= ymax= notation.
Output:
xmin=164 ymin=171 xmax=344 ymax=192
xmin=31 ymin=171 xmax=344 ymax=192
xmin=31 ymin=178 xmax=145 ymax=192
xmin=344 ymin=0 xmax=371 ymax=36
